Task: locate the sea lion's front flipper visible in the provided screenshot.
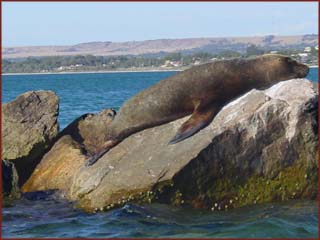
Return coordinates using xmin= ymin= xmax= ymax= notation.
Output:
xmin=169 ymin=105 xmax=220 ymax=145
xmin=85 ymin=148 xmax=109 ymax=166
xmin=85 ymin=140 xmax=117 ymax=166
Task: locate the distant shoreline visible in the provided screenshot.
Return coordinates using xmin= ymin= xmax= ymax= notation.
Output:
xmin=2 ymin=65 xmax=318 ymax=76
xmin=1 ymin=68 xmax=184 ymax=76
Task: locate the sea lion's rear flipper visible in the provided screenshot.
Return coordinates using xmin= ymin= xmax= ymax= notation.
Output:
xmin=169 ymin=105 xmax=220 ymax=145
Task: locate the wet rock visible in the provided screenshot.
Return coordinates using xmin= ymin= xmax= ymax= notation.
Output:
xmin=2 ymin=160 xmax=20 ymax=200
xmin=2 ymin=91 xmax=59 ymax=186
xmin=22 ymin=79 xmax=318 ymax=212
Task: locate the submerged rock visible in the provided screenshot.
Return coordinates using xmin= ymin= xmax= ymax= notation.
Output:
xmin=22 ymin=79 xmax=318 ymax=212
xmin=2 ymin=91 xmax=59 ymax=187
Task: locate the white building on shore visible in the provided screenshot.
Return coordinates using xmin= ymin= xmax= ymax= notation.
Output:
xmin=304 ymin=47 xmax=312 ymax=52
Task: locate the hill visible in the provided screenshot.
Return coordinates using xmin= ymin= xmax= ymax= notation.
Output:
xmin=3 ymin=34 xmax=318 ymax=59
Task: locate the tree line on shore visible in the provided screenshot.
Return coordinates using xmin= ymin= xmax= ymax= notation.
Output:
xmin=2 ymin=45 xmax=318 ymax=73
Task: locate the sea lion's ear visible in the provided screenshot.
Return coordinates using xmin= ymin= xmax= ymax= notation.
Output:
xmin=168 ymin=105 xmax=220 ymax=144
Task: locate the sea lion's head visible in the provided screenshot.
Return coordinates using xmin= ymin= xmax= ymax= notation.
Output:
xmin=255 ymin=54 xmax=309 ymax=88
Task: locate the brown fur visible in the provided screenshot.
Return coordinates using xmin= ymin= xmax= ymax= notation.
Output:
xmin=86 ymin=54 xmax=309 ymax=166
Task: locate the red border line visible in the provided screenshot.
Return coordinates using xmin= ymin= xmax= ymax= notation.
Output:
xmin=0 ymin=0 xmax=3 ymax=239
xmin=0 ymin=1 xmax=319 ymax=240
xmin=317 ymin=1 xmax=320 ymax=240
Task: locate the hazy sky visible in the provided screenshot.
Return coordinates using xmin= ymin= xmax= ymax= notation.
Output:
xmin=3 ymin=2 xmax=318 ymax=47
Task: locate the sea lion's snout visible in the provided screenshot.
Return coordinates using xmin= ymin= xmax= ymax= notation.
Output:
xmin=294 ymin=63 xmax=309 ymax=78
xmin=262 ymin=55 xmax=309 ymax=83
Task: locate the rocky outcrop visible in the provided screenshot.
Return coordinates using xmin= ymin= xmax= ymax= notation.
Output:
xmin=22 ymin=79 xmax=318 ymax=212
xmin=22 ymin=109 xmax=116 ymax=194
xmin=2 ymin=91 xmax=59 ymax=186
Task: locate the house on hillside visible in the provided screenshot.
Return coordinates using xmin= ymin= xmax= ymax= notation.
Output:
xmin=304 ymin=47 xmax=312 ymax=53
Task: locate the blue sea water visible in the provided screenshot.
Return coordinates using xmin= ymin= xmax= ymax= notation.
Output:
xmin=2 ymin=68 xmax=319 ymax=238
xmin=2 ymin=196 xmax=318 ymax=238
xmin=2 ymin=68 xmax=318 ymax=129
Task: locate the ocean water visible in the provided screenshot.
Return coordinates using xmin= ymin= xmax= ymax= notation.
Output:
xmin=2 ymin=195 xmax=318 ymax=238
xmin=2 ymin=71 xmax=176 ymax=129
xmin=2 ymin=68 xmax=319 ymax=238
xmin=2 ymin=68 xmax=318 ymax=129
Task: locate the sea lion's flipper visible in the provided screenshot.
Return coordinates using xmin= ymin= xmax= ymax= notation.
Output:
xmin=85 ymin=140 xmax=117 ymax=166
xmin=169 ymin=105 xmax=220 ymax=145
xmin=85 ymin=148 xmax=109 ymax=166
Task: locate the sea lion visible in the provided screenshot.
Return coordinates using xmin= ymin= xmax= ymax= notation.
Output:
xmin=86 ymin=54 xmax=309 ymax=166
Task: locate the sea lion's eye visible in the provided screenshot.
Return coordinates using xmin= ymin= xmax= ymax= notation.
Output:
xmin=108 ymin=109 xmax=117 ymax=117
xmin=107 ymin=109 xmax=116 ymax=117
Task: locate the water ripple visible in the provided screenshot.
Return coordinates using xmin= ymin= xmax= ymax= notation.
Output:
xmin=2 ymin=186 xmax=318 ymax=238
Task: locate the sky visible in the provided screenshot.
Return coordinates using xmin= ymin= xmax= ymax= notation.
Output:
xmin=2 ymin=2 xmax=318 ymax=47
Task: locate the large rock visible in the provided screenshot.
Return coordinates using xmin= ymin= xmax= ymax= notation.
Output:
xmin=2 ymin=91 xmax=59 ymax=186
xmin=22 ymin=109 xmax=116 ymax=194
xmin=22 ymin=79 xmax=318 ymax=212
